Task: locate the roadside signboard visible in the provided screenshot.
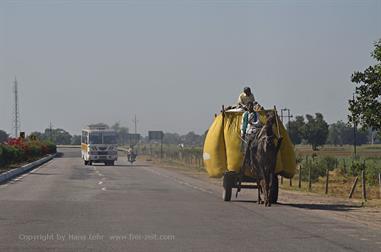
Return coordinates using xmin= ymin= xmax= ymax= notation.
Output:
xmin=148 ymin=131 xmax=164 ymax=141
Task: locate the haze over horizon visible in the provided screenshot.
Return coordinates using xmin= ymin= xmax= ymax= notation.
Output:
xmin=1 ymin=0 xmax=380 ymax=136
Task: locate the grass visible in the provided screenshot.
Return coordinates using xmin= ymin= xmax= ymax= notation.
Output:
xmin=295 ymin=144 xmax=381 ymax=158
xmin=283 ymin=144 xmax=381 ymax=206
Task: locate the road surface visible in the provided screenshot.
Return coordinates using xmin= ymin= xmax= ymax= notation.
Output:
xmin=0 ymin=147 xmax=380 ymax=251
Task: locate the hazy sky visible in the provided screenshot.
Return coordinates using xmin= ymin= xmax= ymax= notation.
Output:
xmin=1 ymin=0 xmax=380 ymax=136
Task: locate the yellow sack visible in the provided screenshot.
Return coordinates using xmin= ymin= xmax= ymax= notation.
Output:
xmin=223 ymin=112 xmax=255 ymax=177
xmin=203 ymin=109 xmax=296 ymax=179
xmin=223 ymin=112 xmax=243 ymax=172
xmin=203 ymin=114 xmax=227 ymax=178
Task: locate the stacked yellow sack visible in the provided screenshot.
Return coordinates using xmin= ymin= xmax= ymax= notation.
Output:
xmin=203 ymin=109 xmax=296 ymax=179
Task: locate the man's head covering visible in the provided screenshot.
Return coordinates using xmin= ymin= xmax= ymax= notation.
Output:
xmin=243 ymin=87 xmax=251 ymax=93
xmin=254 ymin=103 xmax=263 ymax=111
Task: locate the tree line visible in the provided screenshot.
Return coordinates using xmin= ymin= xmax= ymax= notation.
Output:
xmin=286 ymin=114 xmax=377 ymax=150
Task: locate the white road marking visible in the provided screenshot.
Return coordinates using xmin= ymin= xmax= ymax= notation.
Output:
xmin=98 ymin=181 xmax=103 ymax=185
xmin=101 ymin=187 xmax=106 ymax=191
xmin=360 ymin=238 xmax=369 ymax=241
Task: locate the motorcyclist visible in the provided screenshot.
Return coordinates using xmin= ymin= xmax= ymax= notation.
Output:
xmin=127 ymin=147 xmax=137 ymax=163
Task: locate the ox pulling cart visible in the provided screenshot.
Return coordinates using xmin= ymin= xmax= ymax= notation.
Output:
xmin=203 ymin=107 xmax=296 ymax=203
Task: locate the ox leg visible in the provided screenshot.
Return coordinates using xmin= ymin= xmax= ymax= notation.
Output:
xmin=257 ymin=183 xmax=263 ymax=205
xmin=267 ymin=173 xmax=274 ymax=207
xmin=259 ymin=180 xmax=266 ymax=205
xmin=263 ymin=178 xmax=270 ymax=207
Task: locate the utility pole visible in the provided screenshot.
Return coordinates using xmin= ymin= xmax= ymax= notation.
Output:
xmin=49 ymin=122 xmax=53 ymax=142
xmin=280 ymin=109 xmax=285 ymax=123
xmin=286 ymin=109 xmax=293 ymax=131
xmin=132 ymin=115 xmax=138 ymax=134
xmin=132 ymin=115 xmax=139 ymax=152
xmin=13 ymin=77 xmax=20 ymax=137
xmin=281 ymin=108 xmax=293 ymax=130
xmin=352 ymin=93 xmax=357 ymax=159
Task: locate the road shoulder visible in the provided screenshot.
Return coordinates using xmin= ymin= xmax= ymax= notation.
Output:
xmin=142 ymin=159 xmax=381 ymax=230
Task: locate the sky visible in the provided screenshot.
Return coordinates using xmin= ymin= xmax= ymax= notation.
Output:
xmin=0 ymin=0 xmax=380 ymax=136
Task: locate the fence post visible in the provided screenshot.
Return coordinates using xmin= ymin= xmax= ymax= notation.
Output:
xmin=308 ymin=165 xmax=312 ymax=191
xmin=348 ymin=176 xmax=359 ymax=199
xmin=378 ymin=173 xmax=381 ymax=199
xmin=325 ymin=169 xmax=329 ymax=194
xmin=289 ymin=178 xmax=292 ymax=187
xmin=361 ymin=161 xmax=367 ymax=202
xmin=298 ymin=165 xmax=302 ymax=189
xmin=281 ymin=176 xmax=283 ymax=185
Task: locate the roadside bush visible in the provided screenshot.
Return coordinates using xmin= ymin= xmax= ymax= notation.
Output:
xmin=364 ymin=158 xmax=381 ymax=186
xmin=0 ymin=138 xmax=56 ymax=169
xmin=46 ymin=142 xmax=57 ymax=154
xmin=301 ymin=160 xmax=324 ymax=182
xmin=0 ymin=144 xmax=22 ymax=167
xmin=318 ymin=156 xmax=337 ymax=171
xmin=349 ymin=161 xmax=363 ymax=176
xmin=301 ymin=156 xmax=338 ymax=182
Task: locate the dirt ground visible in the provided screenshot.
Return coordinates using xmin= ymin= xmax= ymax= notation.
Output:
xmin=147 ymin=158 xmax=381 ymax=230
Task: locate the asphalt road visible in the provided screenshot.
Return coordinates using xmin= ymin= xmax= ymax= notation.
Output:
xmin=0 ymin=147 xmax=380 ymax=252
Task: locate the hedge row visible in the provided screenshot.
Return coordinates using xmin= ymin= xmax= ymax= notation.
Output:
xmin=0 ymin=139 xmax=56 ymax=168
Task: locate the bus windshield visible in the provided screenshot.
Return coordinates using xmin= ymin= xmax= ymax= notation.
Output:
xmin=103 ymin=134 xmax=117 ymax=144
xmin=89 ymin=133 xmax=102 ymax=144
xmin=89 ymin=132 xmax=117 ymax=144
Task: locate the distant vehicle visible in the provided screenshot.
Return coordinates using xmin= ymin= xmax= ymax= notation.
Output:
xmin=81 ymin=125 xmax=118 ymax=166
xmin=127 ymin=147 xmax=137 ymax=165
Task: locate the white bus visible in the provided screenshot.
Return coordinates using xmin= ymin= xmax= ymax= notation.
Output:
xmin=81 ymin=125 xmax=118 ymax=166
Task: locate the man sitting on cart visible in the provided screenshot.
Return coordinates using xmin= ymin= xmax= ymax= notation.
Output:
xmin=237 ymin=87 xmax=256 ymax=109
xmin=240 ymin=101 xmax=262 ymax=170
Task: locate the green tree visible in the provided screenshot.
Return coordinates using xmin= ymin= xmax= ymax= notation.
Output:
xmin=349 ymin=39 xmax=381 ymax=132
xmin=44 ymin=128 xmax=72 ymax=145
xmin=288 ymin=116 xmax=305 ymax=144
xmin=0 ymin=130 xmax=9 ymax=143
xmin=29 ymin=131 xmax=47 ymax=141
xmin=327 ymin=121 xmax=344 ymax=146
xmin=111 ymin=122 xmax=129 ymax=144
xmin=71 ymin=135 xmax=81 ymax=145
xmin=327 ymin=121 xmax=369 ymax=146
xmin=303 ymin=113 xmax=329 ymax=150
xmin=163 ymin=133 xmax=181 ymax=144
xmin=180 ymin=132 xmax=203 ymax=146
